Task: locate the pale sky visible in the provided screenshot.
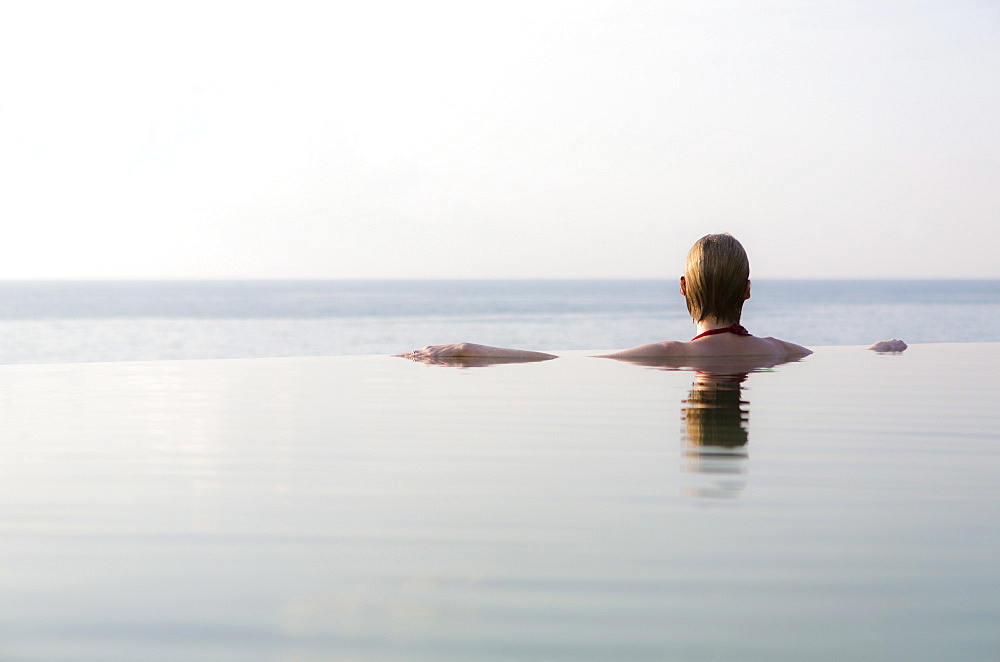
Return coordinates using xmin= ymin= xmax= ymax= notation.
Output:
xmin=2 ymin=1 xmax=997 ymax=279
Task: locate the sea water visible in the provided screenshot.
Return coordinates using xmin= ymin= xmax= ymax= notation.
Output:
xmin=0 ymin=280 xmax=998 ymax=363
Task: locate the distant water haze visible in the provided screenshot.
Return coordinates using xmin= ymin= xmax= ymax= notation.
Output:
xmin=0 ymin=280 xmax=996 ymax=364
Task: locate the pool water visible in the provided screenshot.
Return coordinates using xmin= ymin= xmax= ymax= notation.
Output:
xmin=0 ymin=344 xmax=997 ymax=661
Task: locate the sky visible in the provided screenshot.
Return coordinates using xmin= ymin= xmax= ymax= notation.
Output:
xmin=1 ymin=0 xmax=998 ymax=279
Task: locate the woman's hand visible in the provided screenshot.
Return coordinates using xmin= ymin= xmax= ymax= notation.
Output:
xmin=397 ymin=342 xmax=481 ymax=359
xmin=868 ymin=339 xmax=907 ymax=352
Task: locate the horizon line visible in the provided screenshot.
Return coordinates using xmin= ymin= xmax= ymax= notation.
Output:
xmin=0 ymin=276 xmax=998 ymax=283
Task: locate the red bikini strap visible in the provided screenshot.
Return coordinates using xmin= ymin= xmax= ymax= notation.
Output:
xmin=691 ymin=323 xmax=751 ymax=341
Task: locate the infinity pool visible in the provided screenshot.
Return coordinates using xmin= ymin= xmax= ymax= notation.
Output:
xmin=0 ymin=344 xmax=997 ymax=661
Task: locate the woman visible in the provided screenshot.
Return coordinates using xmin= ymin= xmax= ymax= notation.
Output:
xmin=399 ymin=233 xmax=811 ymax=362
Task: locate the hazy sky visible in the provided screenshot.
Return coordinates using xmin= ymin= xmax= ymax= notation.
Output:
xmin=2 ymin=1 xmax=997 ymax=279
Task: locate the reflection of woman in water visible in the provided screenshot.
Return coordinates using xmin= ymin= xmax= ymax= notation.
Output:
xmin=680 ymin=370 xmax=752 ymax=499
xmin=683 ymin=371 xmax=749 ymax=449
xmin=618 ymin=355 xmax=789 ymax=500
xmin=400 ymin=233 xmax=812 ymax=362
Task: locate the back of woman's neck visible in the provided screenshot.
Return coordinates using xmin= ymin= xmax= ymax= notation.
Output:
xmin=694 ymin=318 xmax=740 ymax=335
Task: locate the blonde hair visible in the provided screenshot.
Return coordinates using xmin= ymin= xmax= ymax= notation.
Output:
xmin=684 ymin=233 xmax=750 ymax=324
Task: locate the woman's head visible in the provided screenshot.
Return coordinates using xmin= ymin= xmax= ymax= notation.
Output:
xmin=682 ymin=233 xmax=750 ymax=324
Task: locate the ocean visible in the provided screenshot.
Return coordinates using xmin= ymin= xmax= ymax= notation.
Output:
xmin=0 ymin=279 xmax=997 ymax=364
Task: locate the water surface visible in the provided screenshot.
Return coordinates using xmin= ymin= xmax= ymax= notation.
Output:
xmin=0 ymin=344 xmax=997 ymax=660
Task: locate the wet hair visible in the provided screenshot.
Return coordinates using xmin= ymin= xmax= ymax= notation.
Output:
xmin=684 ymin=233 xmax=750 ymax=324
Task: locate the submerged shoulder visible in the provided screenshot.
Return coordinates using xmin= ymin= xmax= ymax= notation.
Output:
xmin=760 ymin=336 xmax=813 ymax=357
xmin=597 ymin=335 xmax=811 ymax=360
xmin=597 ymin=340 xmax=691 ymax=359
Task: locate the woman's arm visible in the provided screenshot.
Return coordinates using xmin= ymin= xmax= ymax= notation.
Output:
xmin=397 ymin=343 xmax=557 ymax=360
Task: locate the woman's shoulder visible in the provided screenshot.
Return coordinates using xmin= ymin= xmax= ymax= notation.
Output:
xmin=596 ymin=335 xmax=811 ymax=359
xmin=685 ymin=334 xmax=811 ymax=358
xmin=758 ymin=336 xmax=813 ymax=357
xmin=596 ymin=340 xmax=691 ymax=359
